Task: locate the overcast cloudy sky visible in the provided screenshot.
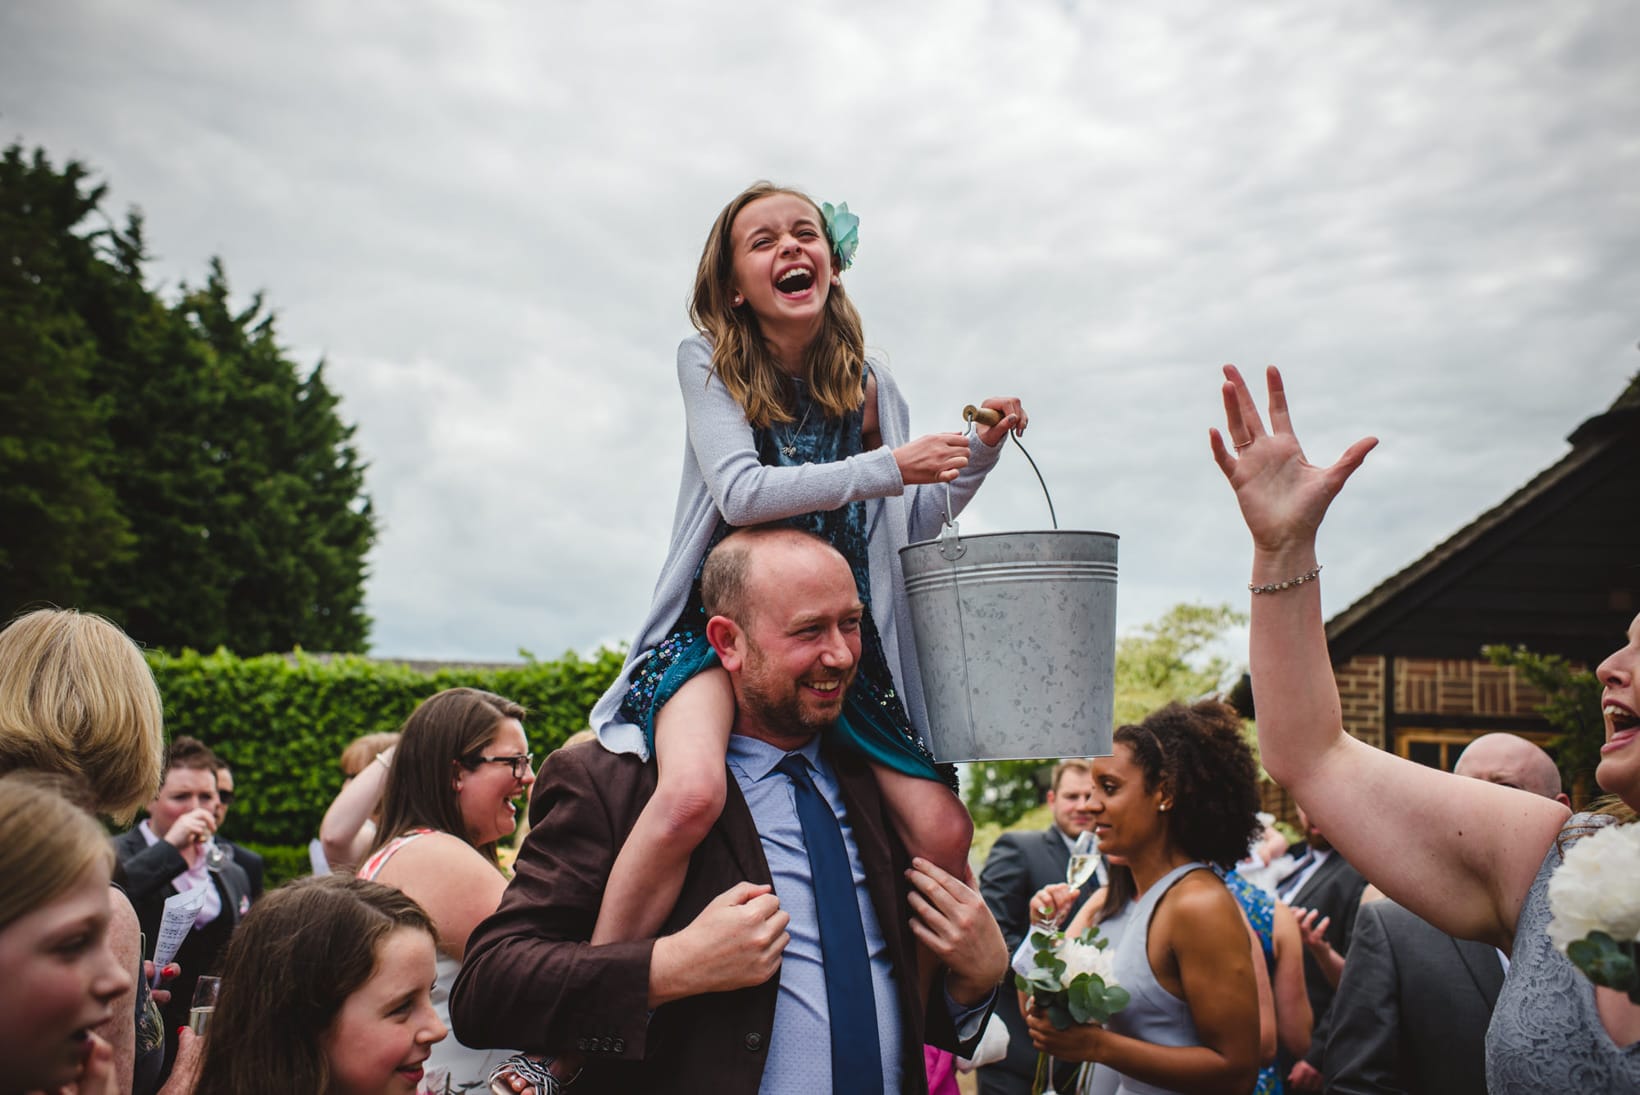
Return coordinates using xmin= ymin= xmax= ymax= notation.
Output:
xmin=4 ymin=1 xmax=1637 ymax=664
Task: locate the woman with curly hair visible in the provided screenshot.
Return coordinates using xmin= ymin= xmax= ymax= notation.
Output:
xmin=1028 ymin=701 xmax=1266 ymax=1095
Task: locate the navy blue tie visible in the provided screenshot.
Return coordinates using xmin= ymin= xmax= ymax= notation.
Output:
xmin=775 ymin=753 xmax=883 ymax=1095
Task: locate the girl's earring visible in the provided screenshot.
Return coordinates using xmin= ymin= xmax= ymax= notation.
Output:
xmin=830 ymin=274 xmax=841 ymax=286
xmin=732 ymin=293 xmax=744 ymax=307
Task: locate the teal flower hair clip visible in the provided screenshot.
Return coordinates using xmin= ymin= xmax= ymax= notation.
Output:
xmin=822 ymin=201 xmax=860 ymax=271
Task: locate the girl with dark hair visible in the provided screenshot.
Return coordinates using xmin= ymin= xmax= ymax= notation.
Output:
xmin=192 ymin=875 xmax=445 ymax=1094
xmin=585 ymin=182 xmax=1026 ymax=958
xmin=1026 ymin=702 xmax=1266 ymax=1095
xmin=355 ymin=688 xmax=532 ymax=1089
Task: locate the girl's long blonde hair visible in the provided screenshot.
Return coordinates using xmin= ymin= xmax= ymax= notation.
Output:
xmin=689 ymin=182 xmax=867 ymax=428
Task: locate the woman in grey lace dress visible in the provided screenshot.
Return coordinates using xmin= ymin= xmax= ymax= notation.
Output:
xmin=1210 ymin=365 xmax=1639 ymax=1091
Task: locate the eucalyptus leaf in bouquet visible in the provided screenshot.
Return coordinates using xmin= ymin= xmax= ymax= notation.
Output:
xmin=1014 ymin=924 xmax=1131 ymax=1031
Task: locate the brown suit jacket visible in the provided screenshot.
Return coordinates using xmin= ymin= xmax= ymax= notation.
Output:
xmin=450 ymin=738 xmax=976 ymax=1094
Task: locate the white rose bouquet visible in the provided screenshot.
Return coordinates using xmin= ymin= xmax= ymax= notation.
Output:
xmin=1545 ymin=820 xmax=1640 ymax=1003
xmin=1013 ymin=923 xmax=1129 ymax=1094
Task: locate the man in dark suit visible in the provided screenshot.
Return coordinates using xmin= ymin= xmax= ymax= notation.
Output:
xmin=112 ymin=736 xmax=253 ymax=1080
xmin=452 ymin=528 xmax=1006 ymax=1094
xmin=978 ymin=758 xmax=1102 ymax=1095
xmin=1276 ymin=806 xmax=1367 ymax=1091
xmin=1323 ymin=733 xmax=1569 ymax=1094
xmin=213 ymin=763 xmax=265 ymax=899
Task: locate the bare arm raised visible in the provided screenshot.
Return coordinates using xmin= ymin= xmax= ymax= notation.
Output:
xmin=1210 ymin=365 xmax=1568 ymax=949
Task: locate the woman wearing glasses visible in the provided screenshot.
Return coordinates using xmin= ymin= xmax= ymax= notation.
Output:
xmin=358 ymin=687 xmax=536 ymax=1090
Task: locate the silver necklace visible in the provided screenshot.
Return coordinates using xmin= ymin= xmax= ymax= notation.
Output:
xmin=779 ymin=399 xmax=813 ymax=458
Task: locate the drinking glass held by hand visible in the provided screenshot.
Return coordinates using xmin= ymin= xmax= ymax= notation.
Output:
xmin=189 ymin=975 xmax=221 ymax=1035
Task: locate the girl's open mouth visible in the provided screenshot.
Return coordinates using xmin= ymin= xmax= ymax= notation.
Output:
xmin=776 ymin=267 xmax=815 ymax=295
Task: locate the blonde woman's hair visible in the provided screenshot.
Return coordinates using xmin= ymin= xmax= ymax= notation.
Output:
xmin=0 ymin=772 xmax=116 ymax=930
xmin=1554 ymin=794 xmax=1637 ymax=859
xmin=0 ymin=609 xmax=165 ymax=823
xmin=1585 ymin=792 xmax=1637 ymax=825
xmin=689 ymin=181 xmax=867 ymax=429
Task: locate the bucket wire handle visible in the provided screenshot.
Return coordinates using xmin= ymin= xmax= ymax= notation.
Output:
xmin=960 ymin=405 xmax=1059 ymax=530
xmin=939 ymin=403 xmax=1059 ymax=753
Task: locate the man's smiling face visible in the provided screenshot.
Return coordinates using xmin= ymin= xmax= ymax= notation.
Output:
xmin=729 ymin=539 xmax=862 ymax=745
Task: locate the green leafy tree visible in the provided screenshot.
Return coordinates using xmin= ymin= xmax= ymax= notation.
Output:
xmin=0 ymin=143 xmax=374 ymax=652
xmin=1483 ymin=643 xmax=1605 ymax=797
xmin=963 ymin=602 xmax=1247 ymax=827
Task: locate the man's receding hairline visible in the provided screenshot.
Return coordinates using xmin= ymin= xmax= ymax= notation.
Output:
xmin=706 ymin=527 xmax=848 ymax=621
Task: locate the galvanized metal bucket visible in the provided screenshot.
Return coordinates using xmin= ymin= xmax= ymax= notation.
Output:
xmin=900 ymin=521 xmax=1118 ymax=762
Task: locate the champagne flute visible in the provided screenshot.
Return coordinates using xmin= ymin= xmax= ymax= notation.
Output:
xmin=202 ymin=837 xmax=227 ymax=873
xmin=1034 ymin=831 xmax=1100 ymax=932
xmin=1065 ymin=830 xmax=1099 ymax=891
xmin=189 ymin=975 xmax=221 ymax=1035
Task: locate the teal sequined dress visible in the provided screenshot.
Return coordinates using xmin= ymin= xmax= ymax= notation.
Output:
xmin=1219 ymin=867 xmax=1281 ymax=1095
xmin=619 ymin=369 xmax=953 ymax=789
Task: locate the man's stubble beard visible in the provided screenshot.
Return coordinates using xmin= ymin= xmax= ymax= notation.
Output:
xmin=738 ymin=641 xmax=853 ymax=743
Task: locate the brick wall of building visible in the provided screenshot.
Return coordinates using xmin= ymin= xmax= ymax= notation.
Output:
xmin=1395 ymin=658 xmax=1547 ymax=717
xmin=1257 ymin=655 xmax=1552 ymax=828
xmin=1336 ymin=655 xmax=1386 ymax=748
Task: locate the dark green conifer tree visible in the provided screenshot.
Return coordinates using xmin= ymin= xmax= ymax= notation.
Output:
xmin=0 ymin=143 xmax=375 ymax=652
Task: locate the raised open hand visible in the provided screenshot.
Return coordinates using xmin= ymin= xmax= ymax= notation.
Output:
xmin=1208 ymin=365 xmax=1377 ymax=555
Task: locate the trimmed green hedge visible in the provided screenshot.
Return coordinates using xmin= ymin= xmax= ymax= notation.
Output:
xmin=238 ymin=841 xmax=314 ymax=887
xmin=148 ymin=647 xmax=625 ymax=846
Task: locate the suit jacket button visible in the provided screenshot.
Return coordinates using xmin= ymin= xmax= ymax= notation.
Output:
xmin=600 ymin=1036 xmax=614 ymax=1052
xmin=613 ymin=1038 xmax=625 ymax=1053
xmin=744 ymin=1032 xmax=763 ymax=1052
xmin=576 ymin=1037 xmax=590 ymax=1052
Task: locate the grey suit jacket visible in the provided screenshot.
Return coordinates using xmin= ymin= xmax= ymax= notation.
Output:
xmin=1323 ymin=899 xmax=1504 ymax=1095
xmin=977 ymin=826 xmax=1099 ymax=1095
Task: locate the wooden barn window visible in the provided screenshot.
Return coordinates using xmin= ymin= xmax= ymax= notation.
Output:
xmin=1396 ymin=727 xmax=1558 ymax=771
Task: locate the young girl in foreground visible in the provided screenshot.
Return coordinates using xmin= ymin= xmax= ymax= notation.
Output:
xmin=588 ymin=182 xmax=1027 ymax=950
xmin=192 ymin=875 xmax=447 ymax=1095
xmin=0 ymin=773 xmax=133 ymax=1095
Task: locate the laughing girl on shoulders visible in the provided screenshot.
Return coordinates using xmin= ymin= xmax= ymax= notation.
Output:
xmin=591 ymin=181 xmax=1026 ymax=948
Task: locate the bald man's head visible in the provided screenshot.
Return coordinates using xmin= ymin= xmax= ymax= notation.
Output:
xmin=700 ymin=526 xmax=853 ymax=629
xmin=1454 ymin=733 xmax=1568 ymax=804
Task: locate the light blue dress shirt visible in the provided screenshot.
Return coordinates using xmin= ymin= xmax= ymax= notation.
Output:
xmin=727 ymin=733 xmax=988 ymax=1095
